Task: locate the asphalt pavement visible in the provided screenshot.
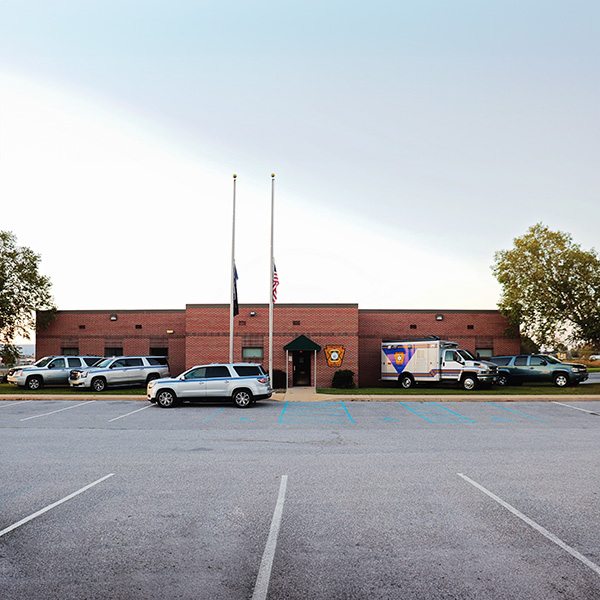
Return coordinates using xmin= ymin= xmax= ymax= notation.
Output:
xmin=2 ymin=398 xmax=600 ymax=599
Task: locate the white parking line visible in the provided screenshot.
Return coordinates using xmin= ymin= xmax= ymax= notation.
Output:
xmin=0 ymin=473 xmax=115 ymax=538
xmin=20 ymin=400 xmax=96 ymax=422
xmin=552 ymin=401 xmax=600 ymax=416
xmin=108 ymin=404 xmax=154 ymax=422
xmin=458 ymin=473 xmax=600 ymax=577
xmin=252 ymin=475 xmax=288 ymax=600
xmin=0 ymin=400 xmax=33 ymax=408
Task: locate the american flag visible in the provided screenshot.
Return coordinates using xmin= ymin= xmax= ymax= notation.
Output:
xmin=272 ymin=264 xmax=279 ymax=302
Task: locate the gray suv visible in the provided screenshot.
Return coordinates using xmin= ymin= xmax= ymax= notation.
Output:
xmin=7 ymin=356 xmax=102 ymax=390
xmin=69 ymin=356 xmax=169 ymax=392
xmin=147 ymin=363 xmax=272 ymax=408
xmin=489 ymin=354 xmax=588 ymax=387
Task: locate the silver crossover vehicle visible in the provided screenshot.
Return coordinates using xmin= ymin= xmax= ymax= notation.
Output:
xmin=147 ymin=363 xmax=272 ymax=408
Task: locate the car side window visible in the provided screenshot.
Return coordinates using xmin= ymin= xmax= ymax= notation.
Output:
xmin=50 ymin=358 xmax=66 ymax=369
xmin=184 ymin=367 xmax=206 ymax=380
xmin=530 ymin=356 xmax=546 ymax=366
xmin=112 ymin=360 xmax=126 ymax=368
xmin=124 ymin=358 xmax=143 ymax=367
xmin=68 ymin=358 xmax=82 ymax=368
xmin=444 ymin=350 xmax=456 ymax=362
xmin=84 ymin=357 xmax=101 ymax=366
xmin=206 ymin=366 xmax=232 ymax=378
xmin=490 ymin=357 xmax=510 ymax=366
xmin=514 ymin=356 xmax=527 ymax=366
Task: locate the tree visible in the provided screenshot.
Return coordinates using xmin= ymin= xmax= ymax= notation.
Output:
xmin=492 ymin=223 xmax=600 ymax=350
xmin=0 ymin=231 xmax=55 ymax=364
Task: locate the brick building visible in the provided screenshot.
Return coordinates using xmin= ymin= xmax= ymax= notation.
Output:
xmin=36 ymin=304 xmax=519 ymax=388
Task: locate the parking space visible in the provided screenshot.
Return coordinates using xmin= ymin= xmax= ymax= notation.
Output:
xmin=2 ymin=398 xmax=600 ymax=598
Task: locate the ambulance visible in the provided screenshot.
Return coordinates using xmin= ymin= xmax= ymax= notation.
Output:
xmin=381 ymin=337 xmax=498 ymax=390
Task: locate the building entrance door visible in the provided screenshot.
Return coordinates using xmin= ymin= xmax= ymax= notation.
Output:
xmin=292 ymin=351 xmax=312 ymax=386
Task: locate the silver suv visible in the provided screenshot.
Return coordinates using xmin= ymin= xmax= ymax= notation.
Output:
xmin=69 ymin=356 xmax=169 ymax=392
xmin=8 ymin=356 xmax=102 ymax=390
xmin=147 ymin=363 xmax=272 ymax=408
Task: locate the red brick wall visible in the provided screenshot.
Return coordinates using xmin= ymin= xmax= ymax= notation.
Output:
xmin=36 ymin=306 xmax=518 ymax=389
xmin=358 ymin=310 xmax=520 ymax=387
xmin=185 ymin=304 xmax=360 ymax=388
xmin=36 ymin=310 xmax=187 ymax=377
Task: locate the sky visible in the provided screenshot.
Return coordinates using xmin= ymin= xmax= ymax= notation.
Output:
xmin=0 ymin=1 xmax=599 ymax=325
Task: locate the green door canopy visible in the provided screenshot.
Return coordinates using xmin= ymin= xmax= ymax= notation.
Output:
xmin=283 ymin=335 xmax=322 ymax=352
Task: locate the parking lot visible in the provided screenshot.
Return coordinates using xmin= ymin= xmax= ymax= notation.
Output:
xmin=2 ymin=398 xmax=600 ymax=599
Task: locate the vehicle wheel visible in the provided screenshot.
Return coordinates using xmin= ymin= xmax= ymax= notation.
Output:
xmin=91 ymin=377 xmax=107 ymax=392
xmin=398 ymin=374 xmax=414 ymax=389
xmin=497 ymin=373 xmax=510 ymax=387
xmin=146 ymin=373 xmax=160 ymax=385
xmin=26 ymin=376 xmax=43 ymax=390
xmin=461 ymin=375 xmax=477 ymax=391
xmin=553 ymin=373 xmax=570 ymax=388
xmin=233 ymin=389 xmax=252 ymax=408
xmin=156 ymin=389 xmax=177 ymax=408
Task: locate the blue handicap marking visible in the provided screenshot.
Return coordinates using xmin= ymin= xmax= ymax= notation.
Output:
xmin=279 ymin=401 xmax=355 ymax=424
xmin=398 ymin=402 xmax=475 ymax=423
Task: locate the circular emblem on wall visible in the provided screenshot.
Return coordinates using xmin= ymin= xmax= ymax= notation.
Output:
xmin=325 ymin=345 xmax=345 ymax=368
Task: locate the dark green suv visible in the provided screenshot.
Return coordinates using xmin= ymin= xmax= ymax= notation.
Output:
xmin=489 ymin=354 xmax=588 ymax=387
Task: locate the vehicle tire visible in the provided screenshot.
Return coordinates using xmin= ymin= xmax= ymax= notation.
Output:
xmin=146 ymin=373 xmax=160 ymax=385
xmin=461 ymin=375 xmax=477 ymax=391
xmin=497 ymin=373 xmax=510 ymax=387
xmin=233 ymin=389 xmax=252 ymax=408
xmin=398 ymin=374 xmax=414 ymax=389
xmin=26 ymin=376 xmax=43 ymax=391
xmin=553 ymin=373 xmax=570 ymax=388
xmin=156 ymin=389 xmax=177 ymax=408
xmin=91 ymin=377 xmax=107 ymax=392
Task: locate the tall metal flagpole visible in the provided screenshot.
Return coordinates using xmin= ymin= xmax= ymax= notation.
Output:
xmin=269 ymin=174 xmax=275 ymax=385
xmin=229 ymin=174 xmax=237 ymax=363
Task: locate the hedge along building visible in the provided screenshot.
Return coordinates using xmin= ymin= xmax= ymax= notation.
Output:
xmin=36 ymin=304 xmax=519 ymax=388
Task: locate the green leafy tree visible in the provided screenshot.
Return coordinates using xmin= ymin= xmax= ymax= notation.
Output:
xmin=492 ymin=223 xmax=600 ymax=349
xmin=0 ymin=231 xmax=55 ymax=364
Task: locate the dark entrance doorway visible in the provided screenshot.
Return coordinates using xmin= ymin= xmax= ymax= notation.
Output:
xmin=292 ymin=351 xmax=312 ymax=386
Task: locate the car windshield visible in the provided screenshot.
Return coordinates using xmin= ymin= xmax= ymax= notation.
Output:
xmin=458 ymin=350 xmax=475 ymax=361
xmin=543 ymin=355 xmax=562 ymax=364
xmin=34 ymin=357 xmax=54 ymax=368
xmin=93 ymin=358 xmax=113 ymax=368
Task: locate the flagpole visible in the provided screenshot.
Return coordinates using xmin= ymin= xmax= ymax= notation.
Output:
xmin=229 ymin=174 xmax=237 ymax=363
xmin=269 ymin=173 xmax=275 ymax=385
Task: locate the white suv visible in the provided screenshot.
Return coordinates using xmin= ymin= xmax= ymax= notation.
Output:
xmin=148 ymin=363 xmax=272 ymax=408
xmin=69 ymin=356 xmax=169 ymax=392
xmin=8 ymin=356 xmax=102 ymax=390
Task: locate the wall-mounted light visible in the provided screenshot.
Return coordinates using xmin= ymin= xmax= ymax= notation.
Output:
xmin=250 ymin=311 xmax=256 ymax=317
xmin=166 ymin=329 xmax=174 ymax=334
xmin=110 ymin=314 xmax=118 ymax=321
xmin=436 ymin=314 xmax=444 ymax=321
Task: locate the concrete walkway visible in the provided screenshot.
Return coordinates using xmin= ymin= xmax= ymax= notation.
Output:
xmin=0 ymin=389 xmax=598 ymax=403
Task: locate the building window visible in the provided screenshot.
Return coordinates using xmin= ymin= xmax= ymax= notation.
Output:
xmin=150 ymin=347 xmax=168 ymax=357
xmin=293 ymin=320 xmax=301 ymax=326
xmin=239 ymin=320 xmax=247 ymax=326
xmin=410 ymin=324 xmax=417 ymax=329
xmin=467 ymin=324 xmax=474 ymax=330
xmin=476 ymin=348 xmax=493 ymax=359
xmin=79 ymin=325 xmax=86 ymax=330
xmin=135 ymin=324 xmax=142 ymax=329
xmin=105 ymin=347 xmax=123 ymax=357
xmin=242 ymin=347 xmax=263 ymax=362
xmin=62 ymin=347 xmax=79 ymax=356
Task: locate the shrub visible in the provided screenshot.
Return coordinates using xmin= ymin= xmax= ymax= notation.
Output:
xmin=331 ymin=369 xmax=355 ymax=389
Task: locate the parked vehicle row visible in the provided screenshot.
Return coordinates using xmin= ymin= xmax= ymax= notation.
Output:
xmin=7 ymin=355 xmax=168 ymax=391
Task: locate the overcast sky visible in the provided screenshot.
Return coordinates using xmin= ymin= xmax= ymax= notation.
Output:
xmin=0 ymin=1 xmax=598 ymax=319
